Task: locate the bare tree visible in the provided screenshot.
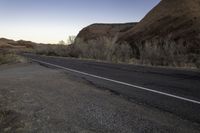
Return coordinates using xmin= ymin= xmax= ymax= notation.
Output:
xmin=67 ymin=36 xmax=76 ymax=45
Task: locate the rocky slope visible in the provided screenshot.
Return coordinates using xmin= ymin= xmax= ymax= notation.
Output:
xmin=74 ymin=0 xmax=200 ymax=67
xmin=120 ymin=0 xmax=200 ymax=47
xmin=77 ymin=0 xmax=200 ymax=51
xmin=76 ymin=23 xmax=137 ymax=42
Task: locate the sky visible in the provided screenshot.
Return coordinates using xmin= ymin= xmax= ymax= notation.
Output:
xmin=0 ymin=0 xmax=160 ymax=44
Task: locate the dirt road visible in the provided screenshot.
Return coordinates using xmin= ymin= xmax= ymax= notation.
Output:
xmin=0 ymin=63 xmax=199 ymax=133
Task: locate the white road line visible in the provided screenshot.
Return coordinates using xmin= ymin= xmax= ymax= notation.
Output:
xmin=30 ymin=58 xmax=200 ymax=105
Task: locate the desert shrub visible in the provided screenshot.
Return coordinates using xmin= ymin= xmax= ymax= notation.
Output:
xmin=72 ymin=36 xmax=133 ymax=63
xmin=33 ymin=35 xmax=199 ymax=69
xmin=34 ymin=44 xmax=70 ymax=57
xmin=138 ymin=36 xmax=199 ymax=68
xmin=0 ymin=50 xmax=24 ymax=64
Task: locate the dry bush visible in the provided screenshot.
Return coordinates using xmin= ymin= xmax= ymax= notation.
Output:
xmin=0 ymin=50 xmax=25 ymax=64
xmin=73 ymin=36 xmax=133 ymax=63
xmin=34 ymin=44 xmax=70 ymax=57
xmin=32 ymin=35 xmax=199 ymax=69
xmin=138 ymin=37 xmax=200 ymax=68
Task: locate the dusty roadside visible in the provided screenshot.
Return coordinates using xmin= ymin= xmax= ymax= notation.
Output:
xmin=0 ymin=63 xmax=200 ymax=133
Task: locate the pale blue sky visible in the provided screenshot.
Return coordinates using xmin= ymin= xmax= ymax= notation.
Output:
xmin=0 ymin=0 xmax=160 ymax=43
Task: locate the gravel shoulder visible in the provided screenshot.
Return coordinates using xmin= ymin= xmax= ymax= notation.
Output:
xmin=0 ymin=63 xmax=200 ymax=133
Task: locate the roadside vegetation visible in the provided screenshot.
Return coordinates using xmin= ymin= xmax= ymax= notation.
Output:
xmin=0 ymin=50 xmax=26 ymax=65
xmin=34 ymin=44 xmax=70 ymax=57
xmin=33 ymin=36 xmax=200 ymax=69
xmin=34 ymin=36 xmax=132 ymax=63
xmin=134 ymin=35 xmax=200 ymax=68
xmin=0 ymin=38 xmax=34 ymax=65
xmin=71 ymin=36 xmax=132 ymax=63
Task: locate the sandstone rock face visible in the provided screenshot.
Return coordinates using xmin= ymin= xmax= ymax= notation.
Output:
xmin=76 ymin=23 xmax=137 ymax=42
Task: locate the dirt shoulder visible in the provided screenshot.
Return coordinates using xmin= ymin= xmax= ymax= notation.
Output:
xmin=0 ymin=63 xmax=199 ymax=133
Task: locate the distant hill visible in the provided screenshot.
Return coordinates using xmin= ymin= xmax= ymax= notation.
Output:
xmin=76 ymin=23 xmax=137 ymax=42
xmin=0 ymin=38 xmax=16 ymax=48
xmin=0 ymin=38 xmax=36 ymax=49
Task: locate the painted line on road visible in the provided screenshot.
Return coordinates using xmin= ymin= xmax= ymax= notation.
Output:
xmin=30 ymin=58 xmax=200 ymax=105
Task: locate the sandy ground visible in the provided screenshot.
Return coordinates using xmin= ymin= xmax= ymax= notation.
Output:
xmin=0 ymin=63 xmax=200 ymax=133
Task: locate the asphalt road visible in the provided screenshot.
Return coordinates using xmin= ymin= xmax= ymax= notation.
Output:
xmin=24 ymin=54 xmax=200 ymax=123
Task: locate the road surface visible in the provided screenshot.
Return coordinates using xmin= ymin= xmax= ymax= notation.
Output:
xmin=1 ymin=63 xmax=200 ymax=132
xmin=24 ymin=54 xmax=200 ymax=123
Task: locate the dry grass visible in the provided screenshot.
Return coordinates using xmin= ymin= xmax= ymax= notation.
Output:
xmin=73 ymin=36 xmax=133 ymax=63
xmin=136 ymin=37 xmax=200 ymax=69
xmin=0 ymin=50 xmax=26 ymax=65
xmin=73 ymin=35 xmax=200 ymax=69
xmin=34 ymin=44 xmax=70 ymax=57
xmin=32 ymin=36 xmax=199 ymax=69
xmin=34 ymin=36 xmax=133 ymax=63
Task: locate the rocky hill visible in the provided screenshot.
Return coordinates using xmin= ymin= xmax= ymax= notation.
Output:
xmin=76 ymin=23 xmax=137 ymax=42
xmin=74 ymin=0 xmax=200 ymax=67
xmin=76 ymin=0 xmax=200 ymax=52
xmin=120 ymin=0 xmax=200 ymax=47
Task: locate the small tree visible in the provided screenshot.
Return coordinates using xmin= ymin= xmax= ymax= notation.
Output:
xmin=67 ymin=36 xmax=76 ymax=45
